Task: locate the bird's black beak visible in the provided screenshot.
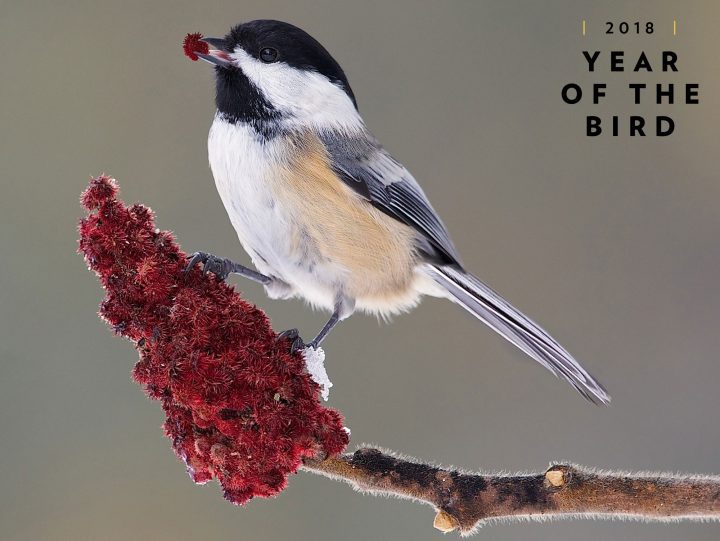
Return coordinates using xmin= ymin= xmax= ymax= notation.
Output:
xmin=196 ymin=37 xmax=232 ymax=68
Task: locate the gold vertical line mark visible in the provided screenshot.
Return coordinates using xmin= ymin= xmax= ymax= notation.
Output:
xmin=582 ymin=19 xmax=586 ymax=36
xmin=673 ymin=19 xmax=677 ymax=36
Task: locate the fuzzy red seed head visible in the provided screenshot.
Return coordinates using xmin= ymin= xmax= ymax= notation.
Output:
xmin=78 ymin=175 xmax=349 ymax=504
xmin=183 ymin=32 xmax=209 ymax=61
xmin=80 ymin=175 xmax=118 ymax=210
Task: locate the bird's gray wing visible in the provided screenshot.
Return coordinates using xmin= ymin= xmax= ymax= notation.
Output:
xmin=319 ymin=131 xmax=462 ymax=266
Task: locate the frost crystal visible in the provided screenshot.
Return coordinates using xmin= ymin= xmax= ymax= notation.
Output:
xmin=302 ymin=346 xmax=332 ymax=401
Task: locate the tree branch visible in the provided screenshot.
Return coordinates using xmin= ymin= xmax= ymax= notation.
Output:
xmin=80 ymin=177 xmax=720 ymax=534
xmin=303 ymin=448 xmax=720 ymax=535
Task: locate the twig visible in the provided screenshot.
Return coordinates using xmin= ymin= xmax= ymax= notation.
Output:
xmin=303 ymin=447 xmax=720 ymax=535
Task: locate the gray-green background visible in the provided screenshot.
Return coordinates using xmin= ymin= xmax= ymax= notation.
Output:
xmin=2 ymin=1 xmax=718 ymax=540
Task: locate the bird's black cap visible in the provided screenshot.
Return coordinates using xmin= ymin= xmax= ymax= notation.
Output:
xmin=208 ymin=20 xmax=356 ymax=129
xmin=223 ymin=20 xmax=357 ymax=108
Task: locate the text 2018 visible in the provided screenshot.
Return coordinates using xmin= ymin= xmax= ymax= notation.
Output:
xmin=606 ymin=22 xmax=654 ymax=34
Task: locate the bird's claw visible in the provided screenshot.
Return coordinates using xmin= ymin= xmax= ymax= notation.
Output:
xmin=276 ymin=328 xmax=315 ymax=354
xmin=185 ymin=251 xmax=231 ymax=281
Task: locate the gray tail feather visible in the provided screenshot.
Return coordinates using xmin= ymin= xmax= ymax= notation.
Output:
xmin=425 ymin=265 xmax=610 ymax=405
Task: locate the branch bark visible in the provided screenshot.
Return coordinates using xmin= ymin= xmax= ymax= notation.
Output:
xmin=303 ymin=448 xmax=720 ymax=535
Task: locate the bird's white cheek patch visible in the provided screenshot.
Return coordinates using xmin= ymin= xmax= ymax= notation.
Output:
xmin=230 ymin=48 xmax=363 ymax=133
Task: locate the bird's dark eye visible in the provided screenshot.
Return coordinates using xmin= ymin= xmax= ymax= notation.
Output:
xmin=259 ymin=47 xmax=279 ymax=63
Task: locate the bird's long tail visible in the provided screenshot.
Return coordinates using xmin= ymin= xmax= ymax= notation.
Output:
xmin=424 ymin=265 xmax=610 ymax=405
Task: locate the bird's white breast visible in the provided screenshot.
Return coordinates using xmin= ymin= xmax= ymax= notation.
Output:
xmin=208 ymin=116 xmax=288 ymax=272
xmin=207 ymin=115 xmax=339 ymax=309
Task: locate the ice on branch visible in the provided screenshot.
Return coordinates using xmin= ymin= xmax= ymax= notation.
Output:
xmin=302 ymin=347 xmax=332 ymax=401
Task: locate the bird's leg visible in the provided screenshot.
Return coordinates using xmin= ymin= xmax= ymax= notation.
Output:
xmin=185 ymin=251 xmax=271 ymax=284
xmin=276 ymin=311 xmax=340 ymax=354
xmin=308 ymin=310 xmax=341 ymax=349
xmin=277 ymin=298 xmax=352 ymax=354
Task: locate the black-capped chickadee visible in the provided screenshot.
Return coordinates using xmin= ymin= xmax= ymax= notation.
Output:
xmin=186 ymin=20 xmax=610 ymax=404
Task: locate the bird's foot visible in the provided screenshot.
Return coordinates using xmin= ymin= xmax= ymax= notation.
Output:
xmin=276 ymin=328 xmax=316 ymax=354
xmin=185 ymin=251 xmax=272 ymax=285
xmin=184 ymin=251 xmax=234 ymax=281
